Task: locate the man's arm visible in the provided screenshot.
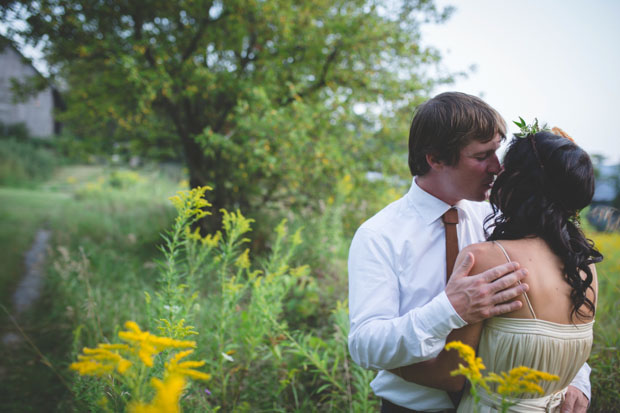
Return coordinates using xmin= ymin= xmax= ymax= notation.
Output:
xmin=348 ymin=227 xmax=467 ymax=370
xmin=348 ymin=231 xmax=528 ymax=370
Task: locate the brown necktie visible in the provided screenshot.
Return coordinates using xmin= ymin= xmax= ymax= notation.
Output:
xmin=442 ymin=208 xmax=459 ymax=281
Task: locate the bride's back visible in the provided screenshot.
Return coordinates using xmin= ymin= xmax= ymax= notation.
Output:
xmin=466 ymin=238 xmax=597 ymax=325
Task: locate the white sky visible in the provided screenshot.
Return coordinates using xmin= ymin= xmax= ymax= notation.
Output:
xmin=421 ymin=0 xmax=620 ymax=164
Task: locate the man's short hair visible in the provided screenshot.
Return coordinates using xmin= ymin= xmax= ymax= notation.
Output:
xmin=408 ymin=92 xmax=506 ymax=176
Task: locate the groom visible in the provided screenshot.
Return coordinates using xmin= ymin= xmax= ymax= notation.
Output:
xmin=348 ymin=92 xmax=590 ymax=412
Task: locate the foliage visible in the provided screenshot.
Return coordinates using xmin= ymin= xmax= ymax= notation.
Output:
xmin=53 ymin=186 xmax=377 ymax=411
xmin=1 ymin=0 xmax=454 ymax=220
xmin=2 ymin=161 xmax=620 ymax=412
xmin=512 ymin=116 xmax=549 ymax=138
xmin=587 ymin=231 xmax=620 ymax=411
xmin=0 ymin=121 xmax=30 ymax=141
xmin=70 ymin=321 xmax=210 ymax=413
xmin=0 ymin=137 xmax=58 ymax=187
xmin=0 ymin=167 xmax=178 ymax=411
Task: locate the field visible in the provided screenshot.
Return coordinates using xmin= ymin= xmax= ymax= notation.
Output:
xmin=1 ymin=156 xmax=618 ymax=411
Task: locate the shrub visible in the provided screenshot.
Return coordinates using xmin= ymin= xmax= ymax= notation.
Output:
xmin=0 ymin=138 xmax=58 ymax=187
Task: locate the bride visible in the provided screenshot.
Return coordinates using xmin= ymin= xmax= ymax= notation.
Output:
xmin=395 ymin=127 xmax=602 ymax=412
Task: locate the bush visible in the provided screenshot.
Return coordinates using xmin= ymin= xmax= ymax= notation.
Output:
xmin=0 ymin=138 xmax=58 ymax=187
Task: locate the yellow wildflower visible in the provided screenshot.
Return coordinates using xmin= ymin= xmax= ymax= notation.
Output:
xmin=168 ymin=186 xmax=212 ymax=221
xmin=274 ymin=219 xmax=288 ymax=239
xmin=202 ymin=231 xmax=221 ymax=248
xmin=446 ymin=341 xmax=487 ymax=389
xmin=445 ymin=341 xmax=561 ymax=410
xmin=157 ymin=318 xmax=198 ymax=339
xmin=221 ymin=209 xmax=254 ymax=238
xmin=223 ymin=278 xmax=244 ymax=294
xmin=118 ymin=321 xmax=196 ymax=367
xmin=69 ymin=358 xmax=115 ymax=376
xmin=169 ymin=195 xmax=184 ymax=211
xmin=128 ymin=374 xmax=186 ymax=413
xmin=100 ymin=343 xmax=130 ymax=351
xmin=70 ymin=344 xmax=133 ymax=376
xmin=235 ymin=248 xmax=251 ymax=270
xmin=290 ymin=265 xmax=310 ymax=278
xmin=185 ymin=226 xmax=203 ymax=242
xmin=291 ymin=228 xmax=303 ymax=247
xmin=165 ymin=349 xmax=211 ymax=381
xmin=486 ymin=366 xmax=559 ymax=396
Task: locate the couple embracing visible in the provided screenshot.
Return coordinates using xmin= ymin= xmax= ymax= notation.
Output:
xmin=348 ymin=92 xmax=601 ymax=412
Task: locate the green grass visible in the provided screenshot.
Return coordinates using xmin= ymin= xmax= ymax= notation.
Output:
xmin=587 ymin=231 xmax=620 ymax=411
xmin=0 ymin=188 xmax=71 ymax=304
xmin=0 ymin=165 xmax=180 ymax=412
xmin=1 ymin=161 xmax=618 ymax=411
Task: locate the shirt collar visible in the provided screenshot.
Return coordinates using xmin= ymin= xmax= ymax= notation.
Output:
xmin=406 ymin=177 xmax=469 ymax=226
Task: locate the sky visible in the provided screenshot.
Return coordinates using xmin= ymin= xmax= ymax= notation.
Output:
xmin=420 ymin=0 xmax=620 ymax=164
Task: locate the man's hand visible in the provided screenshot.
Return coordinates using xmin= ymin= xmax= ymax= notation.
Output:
xmin=445 ymin=253 xmax=529 ymax=324
xmin=560 ymin=385 xmax=589 ymax=413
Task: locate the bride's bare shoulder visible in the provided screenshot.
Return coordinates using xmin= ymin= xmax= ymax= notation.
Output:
xmin=457 ymin=241 xmax=509 ymax=274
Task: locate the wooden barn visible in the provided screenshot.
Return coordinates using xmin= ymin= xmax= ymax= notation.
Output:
xmin=0 ymin=39 xmax=57 ymax=138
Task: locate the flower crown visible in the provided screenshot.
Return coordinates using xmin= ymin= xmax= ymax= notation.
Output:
xmin=513 ymin=116 xmax=575 ymax=142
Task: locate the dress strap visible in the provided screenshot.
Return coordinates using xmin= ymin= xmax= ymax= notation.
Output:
xmin=493 ymin=241 xmax=537 ymax=319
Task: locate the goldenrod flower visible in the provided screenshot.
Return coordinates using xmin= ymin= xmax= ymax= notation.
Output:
xmin=128 ymin=374 xmax=186 ymax=413
xmin=446 ymin=341 xmax=486 ymax=383
xmin=446 ymin=341 xmax=561 ymax=411
xmin=274 ymin=219 xmax=288 ymax=239
xmin=290 ymin=265 xmax=310 ymax=278
xmin=168 ymin=186 xmax=212 ymax=222
xmin=235 ymin=248 xmax=251 ymax=270
xmin=185 ymin=226 xmax=203 ymax=242
xmin=223 ymin=278 xmax=244 ymax=294
xmin=291 ymin=228 xmax=303 ymax=247
xmin=69 ymin=358 xmax=115 ymax=376
xmin=118 ymin=321 xmax=196 ymax=367
xmin=221 ymin=209 xmax=254 ymax=237
xmin=165 ymin=349 xmax=211 ymax=381
xmin=70 ymin=344 xmax=133 ymax=376
xmin=202 ymin=231 xmax=221 ymax=248
xmin=486 ymin=366 xmax=559 ymax=396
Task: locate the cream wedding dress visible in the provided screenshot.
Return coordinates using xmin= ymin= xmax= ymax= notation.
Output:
xmin=457 ymin=242 xmax=593 ymax=413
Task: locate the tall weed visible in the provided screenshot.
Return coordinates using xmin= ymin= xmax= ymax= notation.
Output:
xmin=63 ymin=187 xmax=376 ymax=411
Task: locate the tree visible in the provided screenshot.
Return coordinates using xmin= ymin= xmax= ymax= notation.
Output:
xmin=1 ymin=0 xmax=453 ymax=223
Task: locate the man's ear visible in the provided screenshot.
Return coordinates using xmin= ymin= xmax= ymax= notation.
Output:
xmin=425 ymin=153 xmax=444 ymax=171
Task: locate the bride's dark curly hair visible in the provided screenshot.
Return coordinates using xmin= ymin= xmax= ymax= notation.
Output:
xmin=485 ymin=131 xmax=602 ymax=320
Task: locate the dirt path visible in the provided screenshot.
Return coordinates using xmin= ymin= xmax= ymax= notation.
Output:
xmin=2 ymin=229 xmax=51 ymax=347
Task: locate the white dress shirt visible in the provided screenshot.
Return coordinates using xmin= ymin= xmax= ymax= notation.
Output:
xmin=348 ymin=178 xmax=590 ymax=410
